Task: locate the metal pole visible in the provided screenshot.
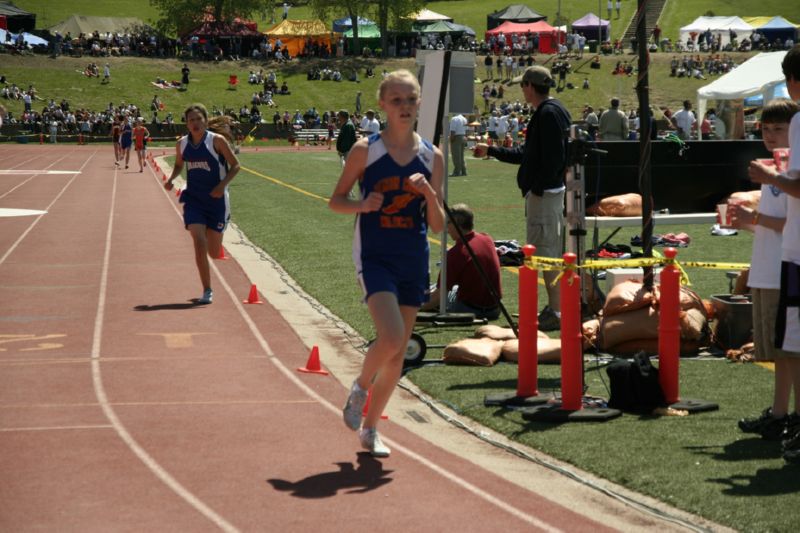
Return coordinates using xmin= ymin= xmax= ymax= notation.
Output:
xmin=439 ymin=110 xmax=450 ymax=314
xmin=636 ymin=0 xmax=654 ymax=286
xmin=598 ymin=0 xmax=602 ymax=42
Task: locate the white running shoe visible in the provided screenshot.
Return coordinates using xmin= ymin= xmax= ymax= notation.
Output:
xmin=342 ymin=381 xmax=368 ymax=430
xmin=360 ymin=428 xmax=391 ymax=457
xmin=198 ymin=288 xmax=213 ymax=304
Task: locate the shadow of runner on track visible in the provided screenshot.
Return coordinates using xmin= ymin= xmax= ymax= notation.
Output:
xmin=267 ymin=453 xmax=393 ymax=498
xmin=134 ymin=302 xmax=210 ymax=311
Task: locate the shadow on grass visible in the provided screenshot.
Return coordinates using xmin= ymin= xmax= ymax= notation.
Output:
xmin=708 ymin=466 xmax=800 ymax=496
xmin=448 ymin=377 xmax=562 ymax=392
xmin=266 ymin=453 xmax=393 ymax=498
xmin=686 ymin=437 xmax=783 ymax=462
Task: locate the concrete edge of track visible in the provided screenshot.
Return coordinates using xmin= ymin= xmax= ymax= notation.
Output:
xmin=157 ymin=155 xmax=731 ymax=533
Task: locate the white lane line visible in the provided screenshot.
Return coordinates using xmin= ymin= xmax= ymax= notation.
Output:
xmin=0 ymin=170 xmax=81 ymax=174
xmin=0 ymin=153 xmax=72 ymax=201
xmin=0 ymin=424 xmax=112 ymax=432
xmin=0 ymin=153 xmax=92 ymax=267
xmin=91 ymin=160 xmax=240 ymax=533
xmin=153 ymin=162 xmax=563 ymax=532
xmin=0 ymin=208 xmax=48 ymax=217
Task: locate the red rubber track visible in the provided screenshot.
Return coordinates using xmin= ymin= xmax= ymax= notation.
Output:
xmin=0 ymin=145 xmax=614 ymax=532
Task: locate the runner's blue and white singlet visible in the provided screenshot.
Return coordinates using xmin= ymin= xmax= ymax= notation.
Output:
xmin=179 ymin=131 xmax=230 ymax=213
xmin=353 ymin=133 xmax=435 ymax=269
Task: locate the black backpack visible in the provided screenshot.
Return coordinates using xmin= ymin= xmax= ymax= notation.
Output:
xmin=606 ymin=352 xmax=667 ymax=413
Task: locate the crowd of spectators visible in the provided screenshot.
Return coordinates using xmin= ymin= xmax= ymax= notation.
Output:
xmin=669 ymin=54 xmax=738 ymax=79
xmin=0 ymin=91 xmax=150 ymax=138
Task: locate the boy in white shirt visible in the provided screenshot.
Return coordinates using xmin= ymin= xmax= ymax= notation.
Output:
xmin=746 ymin=45 xmax=800 ymax=463
xmin=732 ymin=99 xmax=797 ymax=442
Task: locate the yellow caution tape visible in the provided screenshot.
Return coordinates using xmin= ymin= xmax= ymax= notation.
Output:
xmin=681 ymin=261 xmax=750 ymax=270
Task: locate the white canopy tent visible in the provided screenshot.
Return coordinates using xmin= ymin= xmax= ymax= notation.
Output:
xmin=0 ymin=27 xmax=48 ymax=47
xmin=679 ymin=16 xmax=753 ymax=49
xmin=409 ymin=9 xmax=453 ymax=22
xmin=696 ymin=51 xmax=787 ymax=139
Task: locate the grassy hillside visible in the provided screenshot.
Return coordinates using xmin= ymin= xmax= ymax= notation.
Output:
xmin=0 ymin=51 xmax=757 ymax=129
xmin=14 ymin=1 xmax=800 ymax=42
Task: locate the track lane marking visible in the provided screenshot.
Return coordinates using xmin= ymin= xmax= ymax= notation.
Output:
xmin=91 ymin=158 xmax=240 ymax=532
xmin=0 ymin=153 xmax=72 ymax=200
xmin=0 ymin=153 xmax=91 ymax=266
xmin=0 ymin=424 xmax=112 ymax=432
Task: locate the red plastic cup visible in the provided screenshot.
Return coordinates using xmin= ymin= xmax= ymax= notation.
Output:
xmin=774 ymin=148 xmax=790 ymax=173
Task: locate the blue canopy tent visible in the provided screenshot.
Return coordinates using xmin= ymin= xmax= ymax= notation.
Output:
xmin=332 ymin=16 xmax=376 ymax=33
xmin=744 ymin=81 xmax=790 ymax=106
xmin=755 ymin=16 xmax=798 ymax=45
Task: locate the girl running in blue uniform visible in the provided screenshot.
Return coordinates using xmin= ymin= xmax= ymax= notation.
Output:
xmin=119 ymin=118 xmax=133 ymax=169
xmin=329 ymin=70 xmax=445 ymax=457
xmin=165 ymin=104 xmax=240 ymax=304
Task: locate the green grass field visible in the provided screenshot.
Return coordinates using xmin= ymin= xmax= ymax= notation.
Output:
xmin=0 ymin=50 xmax=766 ymax=134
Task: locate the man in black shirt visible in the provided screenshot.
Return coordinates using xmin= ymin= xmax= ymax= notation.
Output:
xmin=474 ymin=66 xmax=571 ymax=330
xmin=335 ymin=109 xmax=357 ymax=167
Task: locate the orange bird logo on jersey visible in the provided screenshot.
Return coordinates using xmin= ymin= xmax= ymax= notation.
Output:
xmin=382 ymin=192 xmax=416 ymax=215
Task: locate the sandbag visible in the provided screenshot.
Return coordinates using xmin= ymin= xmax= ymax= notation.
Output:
xmin=600 ymin=306 xmax=660 ymax=349
xmin=603 ymin=281 xmax=657 ymax=317
xmin=443 ymin=338 xmax=503 ymax=366
xmin=586 ymin=193 xmax=642 ymax=217
xmin=601 ymin=303 xmax=707 ymax=350
xmin=680 ymin=308 xmax=707 ymax=342
xmin=500 ymin=337 xmax=561 ymax=364
xmin=604 ymin=281 xmax=705 ymax=318
xmin=474 ymin=325 xmax=548 ymax=341
xmin=474 ymin=325 xmax=517 ymax=341
xmin=676 ymin=286 xmax=706 ymax=314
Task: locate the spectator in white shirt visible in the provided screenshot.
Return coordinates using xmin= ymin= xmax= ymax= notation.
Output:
xmin=359 ymin=109 xmax=380 ymax=135
xmin=449 ymin=113 xmax=468 ymax=176
xmin=671 ymin=99 xmax=696 ymax=139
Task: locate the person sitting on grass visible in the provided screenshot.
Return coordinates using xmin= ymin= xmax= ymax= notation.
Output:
xmin=421 ymin=203 xmax=502 ymax=320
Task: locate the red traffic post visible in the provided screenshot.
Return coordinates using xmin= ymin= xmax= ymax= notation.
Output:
xmin=560 ymin=253 xmax=582 ymax=411
xmin=658 ymin=247 xmax=681 ymax=404
xmin=517 ymin=244 xmax=539 ymax=398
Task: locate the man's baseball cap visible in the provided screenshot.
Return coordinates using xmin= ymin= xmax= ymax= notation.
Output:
xmin=512 ymin=66 xmax=555 ymax=87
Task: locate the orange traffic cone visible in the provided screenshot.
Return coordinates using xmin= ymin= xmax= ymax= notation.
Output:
xmin=175 ymin=187 xmax=181 ymax=197
xmin=217 ymin=247 xmax=228 ymax=260
xmin=242 ymin=284 xmax=263 ymax=304
xmin=362 ymin=387 xmax=389 ymax=419
xmin=297 ymin=345 xmax=329 ymax=375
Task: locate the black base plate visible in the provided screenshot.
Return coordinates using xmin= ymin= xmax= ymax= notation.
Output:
xmin=670 ymin=398 xmax=719 ymax=413
xmin=484 ymin=391 xmax=557 ymax=407
xmin=416 ymin=312 xmax=476 ymax=324
xmin=520 ymin=403 xmax=622 ymax=422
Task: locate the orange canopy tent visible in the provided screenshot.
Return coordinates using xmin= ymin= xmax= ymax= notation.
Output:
xmin=265 ymin=19 xmax=334 ymax=57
